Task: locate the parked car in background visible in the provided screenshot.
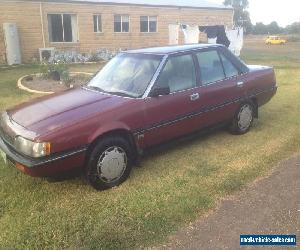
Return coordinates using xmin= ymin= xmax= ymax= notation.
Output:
xmin=265 ymin=36 xmax=286 ymax=45
xmin=0 ymin=44 xmax=277 ymax=190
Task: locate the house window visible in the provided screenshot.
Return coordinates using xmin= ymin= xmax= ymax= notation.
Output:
xmin=140 ymin=16 xmax=157 ymax=32
xmin=48 ymin=14 xmax=78 ymax=42
xmin=93 ymin=14 xmax=102 ymax=32
xmin=114 ymin=15 xmax=129 ymax=32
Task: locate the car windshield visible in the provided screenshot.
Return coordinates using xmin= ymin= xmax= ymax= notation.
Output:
xmin=87 ymin=53 xmax=162 ymax=98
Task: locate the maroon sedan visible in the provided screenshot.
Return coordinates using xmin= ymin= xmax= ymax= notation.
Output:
xmin=0 ymin=44 xmax=277 ymax=190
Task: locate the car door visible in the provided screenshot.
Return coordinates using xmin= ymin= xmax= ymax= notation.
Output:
xmin=143 ymin=53 xmax=202 ymax=146
xmin=190 ymin=48 xmax=246 ymax=128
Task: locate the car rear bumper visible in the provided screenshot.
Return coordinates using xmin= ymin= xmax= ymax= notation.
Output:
xmin=0 ymin=136 xmax=87 ymax=177
xmin=256 ymin=85 xmax=277 ymax=107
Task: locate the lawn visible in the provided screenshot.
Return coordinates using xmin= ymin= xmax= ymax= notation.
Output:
xmin=0 ymin=39 xmax=300 ymax=249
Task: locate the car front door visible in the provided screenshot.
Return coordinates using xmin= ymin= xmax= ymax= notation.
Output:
xmin=143 ymin=53 xmax=202 ymax=147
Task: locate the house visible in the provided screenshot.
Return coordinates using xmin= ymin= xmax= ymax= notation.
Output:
xmin=0 ymin=0 xmax=233 ymax=64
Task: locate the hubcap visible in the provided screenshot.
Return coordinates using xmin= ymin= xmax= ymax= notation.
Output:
xmin=238 ymin=104 xmax=253 ymax=131
xmin=97 ymin=146 xmax=127 ymax=183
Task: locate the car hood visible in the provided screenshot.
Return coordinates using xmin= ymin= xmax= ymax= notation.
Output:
xmin=8 ymin=87 xmax=130 ymax=136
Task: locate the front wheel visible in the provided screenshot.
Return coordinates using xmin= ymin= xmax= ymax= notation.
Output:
xmin=86 ymin=136 xmax=133 ymax=190
xmin=229 ymin=102 xmax=254 ymax=135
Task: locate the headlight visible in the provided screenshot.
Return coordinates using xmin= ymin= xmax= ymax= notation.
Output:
xmin=14 ymin=136 xmax=51 ymax=158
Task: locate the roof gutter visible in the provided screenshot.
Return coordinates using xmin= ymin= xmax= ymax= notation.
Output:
xmin=14 ymin=0 xmax=233 ymax=10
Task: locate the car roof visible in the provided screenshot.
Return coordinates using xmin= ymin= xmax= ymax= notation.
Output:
xmin=125 ymin=44 xmax=222 ymax=55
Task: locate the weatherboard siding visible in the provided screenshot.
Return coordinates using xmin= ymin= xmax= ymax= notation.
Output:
xmin=0 ymin=1 xmax=233 ymax=64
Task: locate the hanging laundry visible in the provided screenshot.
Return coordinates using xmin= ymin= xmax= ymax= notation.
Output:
xmin=200 ymin=26 xmax=218 ymax=39
xmin=169 ymin=24 xmax=180 ymax=45
xmin=207 ymin=38 xmax=217 ymax=44
xmin=226 ymin=27 xmax=244 ymax=56
xmin=199 ymin=25 xmax=230 ymax=48
xmin=216 ymin=26 xmax=230 ymax=47
xmin=181 ymin=25 xmax=200 ymax=44
xmin=200 ymin=26 xmax=217 ymax=44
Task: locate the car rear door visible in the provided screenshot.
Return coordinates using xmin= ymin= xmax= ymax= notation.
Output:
xmin=190 ymin=48 xmax=246 ymax=128
xmin=143 ymin=53 xmax=203 ymax=146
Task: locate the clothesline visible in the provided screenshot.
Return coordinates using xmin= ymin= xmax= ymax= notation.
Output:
xmin=169 ymin=22 xmax=242 ymax=32
xmin=168 ymin=23 xmax=244 ymax=56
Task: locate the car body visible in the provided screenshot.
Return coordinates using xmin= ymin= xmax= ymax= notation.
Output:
xmin=0 ymin=44 xmax=277 ymax=190
xmin=265 ymin=36 xmax=286 ymax=45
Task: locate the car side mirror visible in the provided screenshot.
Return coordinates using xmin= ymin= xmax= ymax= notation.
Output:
xmin=149 ymin=86 xmax=170 ymax=97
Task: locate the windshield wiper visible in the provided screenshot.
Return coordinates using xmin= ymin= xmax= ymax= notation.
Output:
xmin=85 ymin=85 xmax=106 ymax=93
xmin=85 ymin=86 xmax=135 ymax=98
xmin=106 ymin=91 xmax=135 ymax=98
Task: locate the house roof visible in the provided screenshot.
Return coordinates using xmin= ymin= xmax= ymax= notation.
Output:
xmin=47 ymin=0 xmax=231 ymax=9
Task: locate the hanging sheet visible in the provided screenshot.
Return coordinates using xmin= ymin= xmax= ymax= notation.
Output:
xmin=226 ymin=27 xmax=244 ymax=56
xmin=182 ymin=25 xmax=200 ymax=44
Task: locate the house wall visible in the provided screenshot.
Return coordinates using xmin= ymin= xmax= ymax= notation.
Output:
xmin=0 ymin=1 xmax=233 ymax=64
xmin=0 ymin=2 xmax=44 ymax=64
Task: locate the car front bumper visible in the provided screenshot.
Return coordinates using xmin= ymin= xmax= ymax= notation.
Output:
xmin=0 ymin=136 xmax=87 ymax=177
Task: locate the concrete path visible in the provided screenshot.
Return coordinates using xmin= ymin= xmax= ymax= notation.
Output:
xmin=158 ymin=155 xmax=300 ymax=250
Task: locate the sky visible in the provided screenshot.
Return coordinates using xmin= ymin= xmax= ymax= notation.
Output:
xmin=213 ymin=0 xmax=300 ymax=27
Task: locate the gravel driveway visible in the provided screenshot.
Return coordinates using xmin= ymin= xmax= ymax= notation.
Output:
xmin=157 ymin=154 xmax=300 ymax=250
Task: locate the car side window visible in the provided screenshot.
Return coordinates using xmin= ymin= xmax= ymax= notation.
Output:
xmin=196 ymin=50 xmax=225 ymax=85
xmin=219 ymin=53 xmax=239 ymax=78
xmin=155 ymin=54 xmax=196 ymax=93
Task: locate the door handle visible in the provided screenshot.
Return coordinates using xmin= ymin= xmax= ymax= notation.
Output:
xmin=237 ymin=81 xmax=244 ymax=87
xmin=190 ymin=93 xmax=200 ymax=101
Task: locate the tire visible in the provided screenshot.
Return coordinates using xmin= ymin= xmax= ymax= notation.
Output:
xmin=86 ymin=136 xmax=134 ymax=190
xmin=229 ymin=102 xmax=254 ymax=135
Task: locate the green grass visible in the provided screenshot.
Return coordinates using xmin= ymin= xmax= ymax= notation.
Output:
xmin=0 ymin=41 xmax=300 ymax=249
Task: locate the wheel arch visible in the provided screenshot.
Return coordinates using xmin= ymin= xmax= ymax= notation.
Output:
xmin=86 ymin=127 xmax=138 ymax=166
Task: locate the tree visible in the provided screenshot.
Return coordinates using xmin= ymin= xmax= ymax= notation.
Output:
xmin=267 ymin=21 xmax=282 ymax=34
xmin=252 ymin=22 xmax=268 ymax=34
xmin=223 ymin=0 xmax=252 ymax=32
xmin=252 ymin=22 xmax=283 ymax=35
xmin=241 ymin=10 xmax=253 ymax=34
xmin=286 ymin=22 xmax=300 ymax=34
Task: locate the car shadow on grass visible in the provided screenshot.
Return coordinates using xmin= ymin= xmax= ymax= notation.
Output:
xmin=45 ymin=122 xmax=230 ymax=186
xmin=140 ymin=122 xmax=229 ymax=165
xmin=45 ymin=167 xmax=85 ymax=183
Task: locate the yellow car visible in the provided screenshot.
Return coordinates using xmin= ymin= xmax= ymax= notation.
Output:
xmin=265 ymin=36 xmax=286 ymax=45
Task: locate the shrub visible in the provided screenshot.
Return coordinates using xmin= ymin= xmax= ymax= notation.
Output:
xmin=39 ymin=62 xmax=49 ymax=79
xmin=39 ymin=61 xmax=70 ymax=83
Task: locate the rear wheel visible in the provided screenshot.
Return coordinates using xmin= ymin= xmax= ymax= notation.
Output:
xmin=229 ymin=102 xmax=254 ymax=135
xmin=86 ymin=136 xmax=133 ymax=190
